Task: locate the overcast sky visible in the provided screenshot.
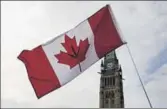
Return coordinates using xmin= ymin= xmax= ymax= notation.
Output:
xmin=1 ymin=1 xmax=167 ymax=108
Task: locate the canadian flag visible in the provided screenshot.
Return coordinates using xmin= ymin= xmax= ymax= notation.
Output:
xmin=18 ymin=5 xmax=125 ymax=99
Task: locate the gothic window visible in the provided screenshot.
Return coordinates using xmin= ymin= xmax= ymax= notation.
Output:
xmin=110 ymin=77 xmax=112 ymax=86
xmin=109 ymin=77 xmax=111 ymax=87
xmin=113 ymin=77 xmax=115 ymax=86
xmin=105 ymin=100 xmax=108 ymax=104
xmin=105 ymin=100 xmax=109 ymax=107
xmin=111 ymin=99 xmax=115 ymax=104
xmin=102 ymin=78 xmax=104 ymax=86
xmin=107 ymin=77 xmax=109 ymax=87
xmin=109 ymin=77 xmax=111 ymax=86
xmin=106 ymin=91 xmax=109 ymax=98
xmin=111 ymin=91 xmax=115 ymax=98
xmin=106 ymin=78 xmax=108 ymax=86
xmin=106 ymin=77 xmax=108 ymax=86
xmin=106 ymin=77 xmax=109 ymax=87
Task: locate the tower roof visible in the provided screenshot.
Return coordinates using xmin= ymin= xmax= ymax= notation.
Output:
xmin=104 ymin=50 xmax=117 ymax=61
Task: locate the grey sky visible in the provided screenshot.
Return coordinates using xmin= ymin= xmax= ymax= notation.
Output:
xmin=1 ymin=1 xmax=167 ymax=108
xmin=146 ymin=46 xmax=167 ymax=74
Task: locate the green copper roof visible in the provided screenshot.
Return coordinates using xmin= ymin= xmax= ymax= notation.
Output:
xmin=105 ymin=51 xmax=117 ymax=60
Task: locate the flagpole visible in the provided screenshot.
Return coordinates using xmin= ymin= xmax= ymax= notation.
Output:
xmin=79 ymin=63 xmax=82 ymax=72
xmin=125 ymin=43 xmax=153 ymax=108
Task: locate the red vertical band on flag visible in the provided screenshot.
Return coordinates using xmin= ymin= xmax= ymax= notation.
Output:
xmin=88 ymin=5 xmax=124 ymax=58
xmin=18 ymin=46 xmax=61 ymax=99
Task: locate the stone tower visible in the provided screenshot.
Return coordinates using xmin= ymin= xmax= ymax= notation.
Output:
xmin=99 ymin=51 xmax=124 ymax=108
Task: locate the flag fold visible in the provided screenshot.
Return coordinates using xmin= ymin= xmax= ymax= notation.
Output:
xmin=18 ymin=5 xmax=125 ymax=99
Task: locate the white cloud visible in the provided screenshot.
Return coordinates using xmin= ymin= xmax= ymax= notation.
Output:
xmin=1 ymin=1 xmax=167 ymax=108
xmin=145 ymin=64 xmax=167 ymax=108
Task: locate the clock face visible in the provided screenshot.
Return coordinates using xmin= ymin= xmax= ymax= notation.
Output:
xmin=107 ymin=63 xmax=113 ymax=69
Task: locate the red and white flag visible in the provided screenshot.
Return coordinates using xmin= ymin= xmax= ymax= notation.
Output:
xmin=18 ymin=5 xmax=125 ymax=99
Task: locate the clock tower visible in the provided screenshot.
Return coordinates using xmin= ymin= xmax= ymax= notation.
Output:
xmin=99 ymin=51 xmax=124 ymax=108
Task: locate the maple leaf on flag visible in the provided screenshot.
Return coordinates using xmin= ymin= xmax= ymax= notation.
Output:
xmin=55 ymin=34 xmax=90 ymax=70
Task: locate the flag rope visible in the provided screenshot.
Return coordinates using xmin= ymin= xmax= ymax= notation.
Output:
xmin=125 ymin=43 xmax=153 ymax=108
